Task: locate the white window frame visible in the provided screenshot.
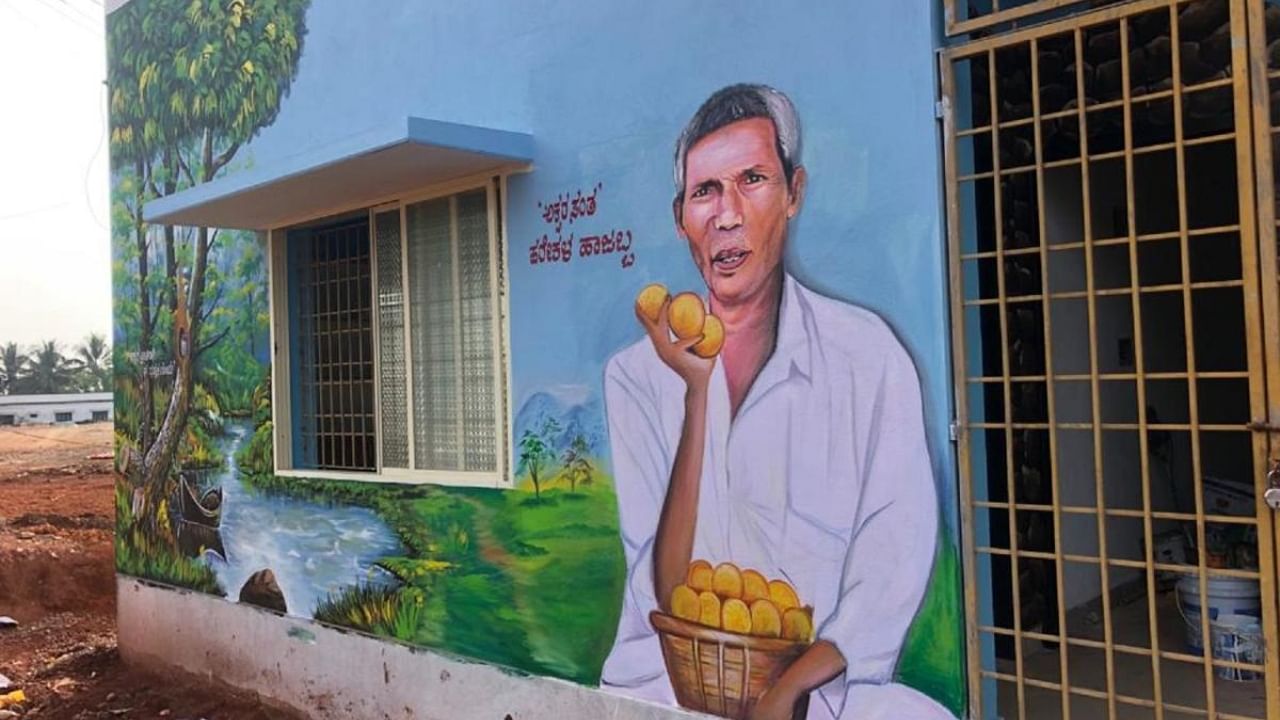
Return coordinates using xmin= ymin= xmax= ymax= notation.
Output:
xmin=268 ymin=171 xmax=514 ymax=488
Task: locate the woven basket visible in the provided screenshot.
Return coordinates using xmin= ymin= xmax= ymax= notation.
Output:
xmin=650 ymin=610 xmax=811 ymax=719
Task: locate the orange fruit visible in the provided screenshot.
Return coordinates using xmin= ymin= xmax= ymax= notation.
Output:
xmin=698 ymin=590 xmax=722 ymax=628
xmin=692 ymin=314 xmax=724 ymax=358
xmin=722 ymin=598 xmax=752 ymax=634
xmin=750 ymin=599 xmax=782 ymax=638
xmin=687 ymin=559 xmax=714 ymax=593
xmin=671 ymin=584 xmax=700 ymax=622
xmin=668 ymin=292 xmax=706 ymax=340
xmin=635 ymin=283 xmax=668 ymax=323
xmin=712 ymin=562 xmax=743 ymax=599
xmin=769 ymin=579 xmax=800 ymax=612
xmin=782 ymin=607 xmax=813 ymax=642
xmin=741 ymin=569 xmax=769 ymax=603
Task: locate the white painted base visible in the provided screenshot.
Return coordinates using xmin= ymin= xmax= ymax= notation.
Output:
xmin=117 ymin=576 xmax=700 ymax=720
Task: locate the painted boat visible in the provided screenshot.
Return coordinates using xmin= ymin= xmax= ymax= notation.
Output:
xmin=179 ymin=472 xmax=222 ymax=527
xmin=176 ymin=519 xmax=227 ymax=561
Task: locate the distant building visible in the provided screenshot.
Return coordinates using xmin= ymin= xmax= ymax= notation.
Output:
xmin=0 ymin=393 xmax=113 ymax=426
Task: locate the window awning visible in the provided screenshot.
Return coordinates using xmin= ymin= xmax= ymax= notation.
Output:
xmin=142 ymin=117 xmax=534 ymax=230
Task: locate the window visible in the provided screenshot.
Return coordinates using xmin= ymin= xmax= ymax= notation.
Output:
xmin=55 ymin=412 xmax=73 ymax=423
xmin=0 ymin=415 xmax=13 ymax=426
xmin=287 ymin=218 xmax=376 ymax=472
xmin=276 ymin=182 xmax=508 ymax=484
xmin=92 ymin=410 xmax=109 ymax=422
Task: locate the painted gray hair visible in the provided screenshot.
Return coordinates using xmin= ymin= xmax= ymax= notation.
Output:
xmin=672 ymin=83 xmax=802 ymax=200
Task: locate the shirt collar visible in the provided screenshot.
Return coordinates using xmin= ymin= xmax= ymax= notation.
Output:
xmin=775 ymin=273 xmax=814 ymax=382
xmin=737 ymin=273 xmax=814 ymax=417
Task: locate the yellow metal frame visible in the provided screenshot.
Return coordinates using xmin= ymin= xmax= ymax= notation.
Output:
xmin=944 ymin=0 xmax=1097 ymax=36
xmin=942 ymin=1 xmax=1280 ymax=717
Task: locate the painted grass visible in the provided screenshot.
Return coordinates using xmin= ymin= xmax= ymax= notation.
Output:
xmin=897 ymin=536 xmax=966 ymax=717
xmin=241 ymin=470 xmax=962 ymax=707
xmin=113 ymin=480 xmax=224 ymax=595
xmin=246 ymin=469 xmax=623 ymax=683
xmin=488 ymin=486 xmax=625 ymax=683
xmin=313 ymin=584 xmax=425 ymax=642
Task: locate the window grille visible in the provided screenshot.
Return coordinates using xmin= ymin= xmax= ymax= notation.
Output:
xmin=289 ymin=218 xmax=376 ymax=472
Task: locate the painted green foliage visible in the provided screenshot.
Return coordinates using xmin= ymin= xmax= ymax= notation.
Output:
xmin=245 ymin=465 xmax=626 ymax=684
xmin=109 ymin=0 xmax=308 ymax=591
xmin=107 ymin=0 xmax=631 ymax=677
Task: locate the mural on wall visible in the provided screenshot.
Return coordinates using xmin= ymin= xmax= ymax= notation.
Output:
xmin=109 ymin=0 xmax=311 ymax=595
xmin=109 ymin=2 xmax=964 ymax=719
xmin=593 ymin=85 xmax=957 ymax=720
xmin=108 ymin=0 xmax=626 ymax=688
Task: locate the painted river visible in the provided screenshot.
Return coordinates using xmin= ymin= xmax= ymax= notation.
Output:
xmin=206 ymin=419 xmax=403 ymax=616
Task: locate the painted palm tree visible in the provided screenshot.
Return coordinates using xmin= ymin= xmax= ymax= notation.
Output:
xmin=20 ymin=341 xmax=82 ymax=395
xmin=0 ymin=343 xmax=27 ymax=395
xmin=75 ymin=333 xmax=112 ymax=392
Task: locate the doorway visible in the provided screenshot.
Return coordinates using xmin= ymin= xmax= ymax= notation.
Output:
xmin=942 ymin=0 xmax=1280 ymax=717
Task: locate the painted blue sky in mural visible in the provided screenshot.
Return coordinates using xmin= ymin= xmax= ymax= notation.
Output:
xmin=231 ymin=0 xmax=955 ymax=510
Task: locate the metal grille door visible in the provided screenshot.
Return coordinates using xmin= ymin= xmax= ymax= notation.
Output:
xmin=944 ymin=0 xmax=1112 ymax=35
xmin=942 ymin=1 xmax=1280 ymax=717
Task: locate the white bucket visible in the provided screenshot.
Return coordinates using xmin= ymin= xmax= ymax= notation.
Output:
xmin=1177 ymin=575 xmax=1261 ymax=656
xmin=1211 ymin=614 xmax=1264 ymax=682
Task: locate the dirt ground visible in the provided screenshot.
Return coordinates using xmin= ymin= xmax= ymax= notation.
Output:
xmin=0 ymin=423 xmax=303 ymax=720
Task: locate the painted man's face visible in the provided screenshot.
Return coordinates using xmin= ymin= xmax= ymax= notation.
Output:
xmin=676 ymin=117 xmax=805 ymax=306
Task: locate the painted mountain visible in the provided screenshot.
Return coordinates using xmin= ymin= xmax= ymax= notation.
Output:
xmin=513 ymin=385 xmax=606 ymax=459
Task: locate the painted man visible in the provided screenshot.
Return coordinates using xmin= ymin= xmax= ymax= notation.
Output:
xmin=601 ymin=84 xmax=953 ymax=720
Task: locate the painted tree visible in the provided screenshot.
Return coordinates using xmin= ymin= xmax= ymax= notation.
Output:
xmin=108 ymin=0 xmax=309 ymax=497
xmin=0 ymin=343 xmax=27 ymax=395
xmin=518 ymin=417 xmax=562 ymax=500
xmin=196 ymin=231 xmax=270 ymax=413
xmin=560 ymin=433 xmax=594 ymax=493
xmin=107 ymin=0 xmax=189 ymax=449
xmin=517 ymin=430 xmax=550 ymax=501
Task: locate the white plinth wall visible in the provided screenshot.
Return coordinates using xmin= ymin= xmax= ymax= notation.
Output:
xmin=117 ymin=576 xmax=698 ymax=720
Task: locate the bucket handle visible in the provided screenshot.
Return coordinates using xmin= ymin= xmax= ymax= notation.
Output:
xmin=1175 ymin=588 xmax=1195 ymax=627
xmin=1175 ymin=587 xmax=1257 ymax=632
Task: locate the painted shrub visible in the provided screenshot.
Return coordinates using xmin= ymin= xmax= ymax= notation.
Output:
xmin=109 ymin=0 xmax=965 ymax=717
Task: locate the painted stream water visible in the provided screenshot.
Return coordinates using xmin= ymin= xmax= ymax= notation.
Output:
xmin=205 ymin=419 xmax=404 ymax=616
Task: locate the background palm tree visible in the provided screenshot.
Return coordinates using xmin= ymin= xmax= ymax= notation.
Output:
xmin=75 ymin=333 xmax=112 ymax=392
xmin=18 ymin=340 xmax=81 ymax=394
xmin=0 ymin=342 xmax=27 ymax=395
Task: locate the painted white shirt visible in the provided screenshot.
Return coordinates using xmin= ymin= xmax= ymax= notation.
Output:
xmin=599 ymin=274 xmax=951 ymax=720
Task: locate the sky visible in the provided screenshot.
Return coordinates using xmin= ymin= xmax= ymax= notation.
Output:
xmin=0 ymin=0 xmax=110 ymax=351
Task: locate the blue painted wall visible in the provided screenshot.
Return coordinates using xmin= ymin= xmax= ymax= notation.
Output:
xmin=247 ymin=0 xmax=955 ymax=515
xmin=111 ymin=0 xmax=967 ymax=714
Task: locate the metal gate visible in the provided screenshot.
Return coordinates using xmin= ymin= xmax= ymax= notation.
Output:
xmin=942 ymin=0 xmax=1280 ymax=717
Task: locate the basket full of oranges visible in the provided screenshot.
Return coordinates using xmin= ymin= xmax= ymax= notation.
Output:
xmin=650 ymin=560 xmax=814 ymax=720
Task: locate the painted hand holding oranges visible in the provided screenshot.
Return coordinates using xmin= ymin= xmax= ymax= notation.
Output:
xmin=669 ymin=559 xmax=814 ymax=642
xmin=635 ymin=283 xmax=724 ymax=358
